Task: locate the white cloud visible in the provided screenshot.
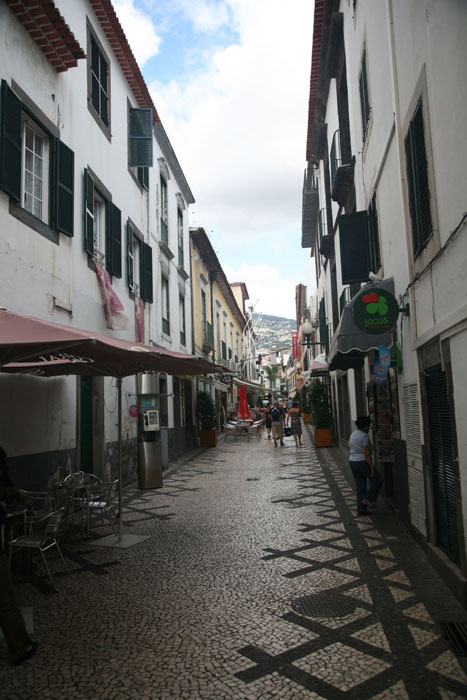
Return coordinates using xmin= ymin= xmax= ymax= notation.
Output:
xmin=113 ymin=0 xmax=162 ymax=67
xmin=115 ymin=0 xmax=315 ymax=317
xmin=175 ymin=0 xmax=232 ymax=33
xmin=148 ymin=0 xmax=314 ymax=243
xmin=223 ymin=262 xmax=298 ymax=320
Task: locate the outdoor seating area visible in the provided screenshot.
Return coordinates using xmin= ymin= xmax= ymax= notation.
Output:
xmin=3 ymin=473 xmax=120 ymax=589
xmin=224 ymin=417 xmax=264 ymax=440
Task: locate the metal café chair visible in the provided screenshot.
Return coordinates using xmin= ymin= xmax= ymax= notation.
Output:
xmin=8 ymin=508 xmax=69 ymax=588
xmin=87 ymin=479 xmax=119 ymax=533
xmin=63 ymin=471 xmax=102 ymax=536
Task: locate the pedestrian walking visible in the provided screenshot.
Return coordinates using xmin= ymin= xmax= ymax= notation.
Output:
xmin=265 ymin=404 xmax=272 ymax=439
xmin=348 ymin=416 xmax=382 ymax=516
xmin=288 ymin=401 xmax=303 ymax=447
xmin=0 ymin=504 xmax=39 ymax=666
xmin=270 ymin=401 xmax=284 ymax=447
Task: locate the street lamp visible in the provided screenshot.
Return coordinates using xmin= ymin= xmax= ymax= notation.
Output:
xmin=302 ymin=317 xmax=314 ymax=348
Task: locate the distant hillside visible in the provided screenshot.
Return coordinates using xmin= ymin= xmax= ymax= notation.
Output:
xmin=251 ymin=313 xmax=296 ymax=360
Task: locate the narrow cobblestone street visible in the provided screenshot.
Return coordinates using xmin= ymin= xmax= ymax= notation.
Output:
xmin=2 ymin=425 xmax=467 ymax=699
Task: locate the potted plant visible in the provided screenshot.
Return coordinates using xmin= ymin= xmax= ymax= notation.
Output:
xmin=300 ymin=386 xmax=313 ymax=423
xmin=308 ymin=378 xmax=332 ymax=447
xmin=197 ymin=390 xmax=218 ymax=447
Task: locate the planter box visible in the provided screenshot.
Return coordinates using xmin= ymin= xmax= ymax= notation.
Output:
xmin=314 ymin=427 xmax=332 ymax=448
xmin=199 ymin=429 xmax=218 ymax=447
xmin=303 ymin=413 xmax=313 ymax=424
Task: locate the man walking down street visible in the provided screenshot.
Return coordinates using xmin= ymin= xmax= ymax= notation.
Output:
xmin=270 ymin=401 xmax=284 ymax=447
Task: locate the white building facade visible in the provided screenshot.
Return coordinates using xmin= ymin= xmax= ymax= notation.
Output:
xmin=302 ymin=0 xmax=467 ymax=604
xmin=0 ymin=0 xmax=196 ymax=486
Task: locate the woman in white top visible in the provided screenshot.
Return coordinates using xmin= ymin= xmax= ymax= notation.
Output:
xmin=348 ymin=416 xmax=382 ymax=516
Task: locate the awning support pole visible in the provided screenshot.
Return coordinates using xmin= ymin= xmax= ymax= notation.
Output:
xmin=117 ymin=377 xmax=123 ymax=543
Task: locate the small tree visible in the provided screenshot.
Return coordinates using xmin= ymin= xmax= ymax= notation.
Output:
xmin=263 ymin=365 xmax=278 ymax=390
xmin=197 ymin=390 xmax=217 ymax=430
xmin=308 ymin=378 xmax=331 ymax=428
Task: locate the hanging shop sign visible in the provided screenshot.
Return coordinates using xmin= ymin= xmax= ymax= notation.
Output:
xmin=352 ymin=287 xmax=400 ymax=334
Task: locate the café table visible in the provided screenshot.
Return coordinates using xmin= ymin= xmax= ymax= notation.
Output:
xmin=1 ymin=502 xmax=28 ymax=554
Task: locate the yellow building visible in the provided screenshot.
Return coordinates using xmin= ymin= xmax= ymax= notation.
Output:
xmin=190 ymin=228 xmax=247 ymax=423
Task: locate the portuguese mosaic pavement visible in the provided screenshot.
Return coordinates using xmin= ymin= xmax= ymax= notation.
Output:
xmin=1 ymin=424 xmax=466 ymax=699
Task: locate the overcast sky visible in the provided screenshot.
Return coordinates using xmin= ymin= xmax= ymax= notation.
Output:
xmin=113 ymin=0 xmax=315 ymax=320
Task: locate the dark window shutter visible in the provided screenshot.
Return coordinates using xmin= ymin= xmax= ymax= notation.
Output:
xmin=339 ymin=211 xmax=370 ymax=284
xmin=0 ymin=80 xmax=21 ymax=201
xmin=137 ymin=166 xmax=149 ymax=189
xmin=107 ymin=202 xmax=122 ymax=278
xmin=129 ymin=108 xmax=153 ymax=167
xmin=426 ymin=365 xmax=459 ymax=565
xmin=359 ymin=48 xmax=370 ymax=140
xmin=55 ymin=140 xmax=74 ymax=237
xmin=368 ymin=192 xmax=381 ymax=272
xmin=84 ymin=169 xmax=94 ymax=255
xmin=319 ymin=298 xmax=328 ymax=354
xmin=127 ymin=221 xmax=134 ymax=290
xmin=140 ymin=242 xmax=153 ymax=303
xmin=405 ymin=100 xmax=432 ymax=257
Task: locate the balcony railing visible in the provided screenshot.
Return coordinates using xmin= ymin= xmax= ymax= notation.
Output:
xmin=202 ymin=322 xmax=214 ymax=352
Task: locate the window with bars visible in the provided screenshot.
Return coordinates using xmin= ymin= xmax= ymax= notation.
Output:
xmin=359 ymin=45 xmax=371 ymax=141
xmin=405 ymin=99 xmax=433 ymax=258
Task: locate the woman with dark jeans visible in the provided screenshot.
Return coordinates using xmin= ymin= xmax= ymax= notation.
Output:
xmin=348 ymin=416 xmax=382 ymax=516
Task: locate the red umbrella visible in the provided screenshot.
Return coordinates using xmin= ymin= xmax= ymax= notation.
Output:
xmin=0 ymin=309 xmax=218 ymax=543
xmin=237 ymin=384 xmax=251 ymax=420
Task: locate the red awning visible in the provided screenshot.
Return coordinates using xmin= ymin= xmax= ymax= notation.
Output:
xmin=0 ymin=310 xmax=217 ymax=378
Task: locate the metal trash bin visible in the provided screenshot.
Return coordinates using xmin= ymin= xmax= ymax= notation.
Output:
xmin=138 ymin=441 xmax=163 ymax=489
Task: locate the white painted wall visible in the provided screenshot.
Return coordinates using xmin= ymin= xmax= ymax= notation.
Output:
xmin=0 ymin=0 xmax=194 ymax=466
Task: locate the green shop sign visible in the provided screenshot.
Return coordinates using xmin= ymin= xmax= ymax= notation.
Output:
xmin=352 ymin=287 xmax=400 ymax=334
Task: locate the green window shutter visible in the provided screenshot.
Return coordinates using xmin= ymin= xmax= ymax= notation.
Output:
xmin=0 ymin=80 xmax=21 ymax=201
xmin=127 ymin=221 xmax=134 ymax=291
xmin=339 ymin=211 xmax=370 ymax=284
xmin=405 ymin=100 xmax=432 ymax=257
xmin=137 ymin=166 xmax=149 ymax=189
xmin=107 ymin=202 xmax=122 ymax=278
xmin=84 ymin=169 xmax=94 ymax=255
xmin=319 ymin=298 xmax=327 ymax=351
xmin=55 ymin=140 xmax=74 ymax=237
xmin=129 ymin=108 xmax=153 ymax=167
xmin=368 ymin=192 xmax=381 ymax=272
xmin=140 ymin=241 xmax=153 ymax=303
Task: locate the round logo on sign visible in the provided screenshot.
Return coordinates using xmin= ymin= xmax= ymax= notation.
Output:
xmin=352 ymin=287 xmax=399 ymax=334
xmin=129 ymin=404 xmax=138 ymax=418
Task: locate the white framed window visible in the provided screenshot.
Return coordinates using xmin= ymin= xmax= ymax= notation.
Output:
xmin=22 ymin=115 xmax=49 ymax=223
xmin=162 ymin=274 xmax=170 ymax=335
